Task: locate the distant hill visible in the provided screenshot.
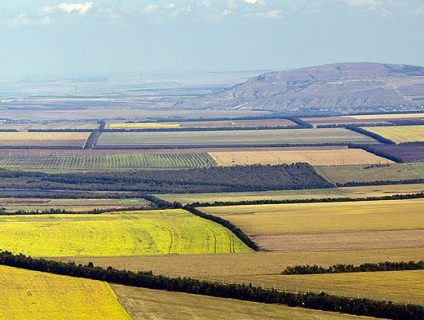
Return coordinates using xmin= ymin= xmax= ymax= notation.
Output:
xmin=174 ymin=62 xmax=424 ymax=114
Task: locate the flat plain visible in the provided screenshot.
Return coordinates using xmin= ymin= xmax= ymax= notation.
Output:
xmin=112 ymin=285 xmax=380 ymax=320
xmin=96 ymin=128 xmax=379 ymax=147
xmin=157 ymin=183 xmax=424 ymax=204
xmin=315 ymin=163 xmax=424 ymax=184
xmin=0 ymin=265 xmax=130 ymax=320
xmin=200 ymin=199 xmax=424 ymax=251
xmin=209 ymin=147 xmax=392 ymax=166
xmin=0 ymin=210 xmax=251 ymax=256
xmin=361 ymin=125 xmax=424 ymax=143
xmin=0 ymin=132 xmax=90 ymax=148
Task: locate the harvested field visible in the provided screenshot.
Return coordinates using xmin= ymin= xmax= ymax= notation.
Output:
xmin=302 ymin=116 xmax=389 ymax=127
xmin=0 ymin=198 xmax=150 ymax=212
xmin=371 ymin=145 xmax=424 ymax=162
xmin=200 ymin=199 xmax=424 ymax=251
xmin=0 ymin=152 xmax=216 ymax=172
xmin=28 ymin=122 xmax=99 ymax=131
xmin=0 ymin=132 xmax=90 ymax=148
xmin=315 ymin=163 xmax=424 ymax=185
xmin=361 ymin=125 xmax=424 ymax=144
xmin=96 ymin=128 xmax=379 ymax=148
xmin=209 ymin=147 xmax=392 ymax=166
xmin=157 ymin=183 xmax=424 ymax=204
xmin=0 ymin=210 xmax=251 ymax=256
xmin=107 ymin=122 xmax=180 ymax=129
xmin=0 ymin=265 xmax=130 ymax=320
xmin=112 ymin=285 xmax=378 ymax=320
xmin=349 ymin=113 xmax=424 ymax=120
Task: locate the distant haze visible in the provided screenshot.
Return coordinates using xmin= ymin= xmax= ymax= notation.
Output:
xmin=0 ymin=1 xmax=424 ymax=76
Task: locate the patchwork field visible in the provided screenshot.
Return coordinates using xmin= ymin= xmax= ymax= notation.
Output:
xmin=107 ymin=118 xmax=296 ymax=130
xmin=96 ymin=128 xmax=379 ymax=148
xmin=0 ymin=210 xmax=251 ymax=256
xmin=0 ymin=152 xmax=216 ymax=172
xmin=315 ymin=163 xmax=424 ymax=184
xmin=157 ymin=183 xmax=424 ymax=204
xmin=0 ymin=198 xmax=151 ymax=213
xmin=200 ymin=199 xmax=424 ymax=251
xmin=112 ymin=285 xmax=379 ymax=320
xmin=0 ymin=265 xmax=130 ymax=320
xmin=361 ymin=125 xmax=424 ymax=144
xmin=0 ymin=132 xmax=90 ymax=148
xmin=209 ymin=147 xmax=392 ymax=166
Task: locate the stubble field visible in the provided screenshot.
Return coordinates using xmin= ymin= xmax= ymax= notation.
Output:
xmin=0 ymin=132 xmax=90 ymax=148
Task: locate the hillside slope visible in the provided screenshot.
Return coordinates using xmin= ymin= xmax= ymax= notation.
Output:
xmin=174 ymin=62 xmax=424 ymax=114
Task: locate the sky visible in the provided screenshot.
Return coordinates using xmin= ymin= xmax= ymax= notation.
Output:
xmin=0 ymin=0 xmax=423 ymax=76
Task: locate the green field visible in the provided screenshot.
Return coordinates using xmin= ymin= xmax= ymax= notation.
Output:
xmin=0 ymin=153 xmax=216 ymax=172
xmin=112 ymin=285 xmax=379 ymax=320
xmin=0 ymin=210 xmax=251 ymax=256
xmin=156 ymin=183 xmax=424 ymax=204
xmin=0 ymin=265 xmax=130 ymax=320
xmin=0 ymin=198 xmax=151 ymax=213
xmin=315 ymin=163 xmax=424 ymax=184
xmin=96 ymin=128 xmax=379 ymax=147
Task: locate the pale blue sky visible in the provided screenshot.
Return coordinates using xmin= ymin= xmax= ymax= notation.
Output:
xmin=1 ymin=0 xmax=423 ymax=76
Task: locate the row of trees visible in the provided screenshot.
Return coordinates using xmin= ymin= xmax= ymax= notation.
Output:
xmin=346 ymin=125 xmax=395 ymax=144
xmin=283 ymin=261 xmax=424 ymax=275
xmin=0 ymin=250 xmax=422 ymax=320
xmin=348 ymin=144 xmax=403 ymax=163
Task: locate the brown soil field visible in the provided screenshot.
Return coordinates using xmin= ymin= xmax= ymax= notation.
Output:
xmin=112 ymin=285 xmax=379 ymax=320
xmin=209 ymin=147 xmax=392 ymax=166
xmin=372 ymin=145 xmax=424 ymax=162
xmin=253 ymin=229 xmax=424 ymax=252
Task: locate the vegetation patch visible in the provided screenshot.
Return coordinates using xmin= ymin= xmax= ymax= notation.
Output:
xmin=0 ymin=265 xmax=130 ymax=319
xmin=0 ymin=210 xmax=251 ymax=256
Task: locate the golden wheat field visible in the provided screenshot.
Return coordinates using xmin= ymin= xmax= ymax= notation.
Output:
xmin=361 ymin=125 xmax=424 ymax=143
xmin=0 ymin=210 xmax=251 ymax=256
xmin=107 ymin=122 xmax=180 ymax=129
xmin=209 ymin=147 xmax=392 ymax=166
xmin=0 ymin=265 xmax=130 ymax=320
xmin=112 ymin=285 xmax=379 ymax=320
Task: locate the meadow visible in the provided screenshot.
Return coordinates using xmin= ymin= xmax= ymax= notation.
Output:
xmin=0 ymin=265 xmax=130 ymax=320
xmin=157 ymin=183 xmax=424 ymax=204
xmin=361 ymin=125 xmax=424 ymax=144
xmin=0 ymin=152 xmax=216 ymax=172
xmin=0 ymin=210 xmax=251 ymax=256
xmin=96 ymin=128 xmax=379 ymax=148
xmin=0 ymin=198 xmax=150 ymax=212
xmin=112 ymin=285 xmax=378 ymax=320
xmin=315 ymin=163 xmax=424 ymax=184
xmin=200 ymin=199 xmax=424 ymax=251
xmin=209 ymin=147 xmax=392 ymax=166
xmin=0 ymin=132 xmax=90 ymax=148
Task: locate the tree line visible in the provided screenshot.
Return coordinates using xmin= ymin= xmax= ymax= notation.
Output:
xmin=282 ymin=261 xmax=424 ymax=275
xmin=345 ymin=125 xmax=396 ymax=145
xmin=0 ymin=250 xmax=421 ymax=320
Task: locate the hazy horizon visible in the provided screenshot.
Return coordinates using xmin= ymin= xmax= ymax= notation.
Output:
xmin=1 ymin=0 xmax=424 ymax=76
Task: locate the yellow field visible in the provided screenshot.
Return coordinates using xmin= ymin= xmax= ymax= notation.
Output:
xmin=0 ymin=210 xmax=251 ymax=256
xmin=157 ymin=183 xmax=424 ymax=204
xmin=108 ymin=122 xmax=180 ymax=129
xmin=0 ymin=265 xmax=130 ymax=320
xmin=209 ymin=148 xmax=392 ymax=166
xmin=200 ymin=199 xmax=424 ymax=235
xmin=362 ymin=125 xmax=424 ymax=143
xmin=348 ymin=113 xmax=424 ymax=120
xmin=112 ymin=285 xmax=379 ymax=320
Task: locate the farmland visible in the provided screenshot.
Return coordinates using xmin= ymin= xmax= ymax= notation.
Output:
xmin=349 ymin=113 xmax=424 ymax=121
xmin=0 ymin=210 xmax=251 ymax=256
xmin=0 ymin=152 xmax=216 ymax=172
xmin=96 ymin=128 xmax=379 ymax=148
xmin=361 ymin=125 xmax=424 ymax=144
xmin=0 ymin=265 xmax=130 ymax=319
xmin=315 ymin=163 xmax=424 ymax=185
xmin=157 ymin=183 xmax=424 ymax=204
xmin=0 ymin=132 xmax=90 ymax=148
xmin=0 ymin=198 xmax=151 ymax=213
xmin=107 ymin=118 xmax=297 ymax=129
xmin=301 ymin=116 xmax=389 ymax=127
xmin=200 ymin=199 xmax=424 ymax=251
xmin=112 ymin=285 xmax=379 ymax=320
xmin=209 ymin=147 xmax=392 ymax=166
xmin=370 ymin=144 xmax=424 ymax=162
